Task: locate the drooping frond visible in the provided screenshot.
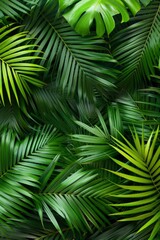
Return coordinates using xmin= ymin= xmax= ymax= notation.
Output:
xmin=0 ymin=24 xmax=45 ymax=105
xmin=23 ymin=2 xmax=118 ymax=101
xmin=112 ymin=1 xmax=160 ymax=91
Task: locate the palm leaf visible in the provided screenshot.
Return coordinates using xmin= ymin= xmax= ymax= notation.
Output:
xmin=89 ymin=222 xmax=160 ymax=240
xmin=59 ymin=0 xmax=152 ymax=36
xmin=0 ymin=123 xmax=118 ymax=237
xmin=0 ymin=97 xmax=35 ymax=136
xmin=0 ymin=217 xmax=89 ymax=240
xmin=109 ymin=126 xmax=160 ymax=240
xmin=0 ymin=0 xmax=30 ymax=21
xmin=111 ymin=1 xmax=160 ymax=91
xmin=70 ymin=94 xmax=152 ymax=166
xmin=34 ymin=163 xmax=118 ymax=236
xmin=0 ymin=125 xmax=64 ymax=229
xmin=136 ymin=72 xmax=160 ymax=125
xmin=0 ymin=24 xmax=45 ymax=105
xmin=114 ymin=93 xmax=153 ymax=136
xmin=31 ymin=86 xmax=77 ymax=133
xmin=71 ymin=113 xmax=115 ymax=165
xmin=23 ymin=2 xmax=118 ymax=101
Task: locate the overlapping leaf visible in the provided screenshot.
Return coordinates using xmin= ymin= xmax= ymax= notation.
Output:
xmin=0 ymin=0 xmax=29 ymax=21
xmin=137 ymin=74 xmax=160 ymax=126
xmin=0 ymin=124 xmax=119 ymax=236
xmin=34 ymin=165 xmax=118 ymax=237
xmin=71 ymin=112 xmax=115 ymax=164
xmin=0 ymin=24 xmax=45 ymax=105
xmin=0 ymin=98 xmax=34 ymax=136
xmin=23 ymin=3 xmax=118 ymax=101
xmin=109 ymin=127 xmax=160 ymax=240
xmin=59 ymin=0 xmax=152 ymax=36
xmin=112 ymin=1 xmax=160 ymax=91
xmin=0 ymin=125 xmax=63 ymax=228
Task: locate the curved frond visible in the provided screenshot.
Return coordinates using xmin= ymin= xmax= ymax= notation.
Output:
xmin=109 ymin=127 xmax=160 ymax=240
xmin=0 ymin=0 xmax=30 ymax=21
xmin=0 ymin=24 xmax=45 ymax=105
xmin=59 ymin=0 xmax=152 ymax=36
xmin=70 ymin=95 xmax=153 ymax=167
xmin=34 ymin=165 xmax=118 ymax=236
xmin=0 ymin=125 xmax=64 ymax=228
xmin=71 ymin=114 xmax=115 ymax=164
xmin=23 ymin=3 xmax=118 ymax=101
xmin=112 ymin=1 xmax=160 ymax=91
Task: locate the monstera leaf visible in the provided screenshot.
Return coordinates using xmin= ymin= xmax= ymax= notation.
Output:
xmin=109 ymin=126 xmax=160 ymax=240
xmin=59 ymin=0 xmax=152 ymax=36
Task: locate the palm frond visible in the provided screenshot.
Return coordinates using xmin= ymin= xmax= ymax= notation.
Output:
xmin=70 ymin=94 xmax=153 ymax=166
xmin=0 ymin=125 xmax=64 ymax=229
xmin=0 ymin=24 xmax=45 ymax=105
xmin=34 ymin=165 xmax=118 ymax=237
xmin=23 ymin=3 xmax=118 ymax=101
xmin=71 ymin=113 xmax=115 ymax=165
xmin=0 ymin=124 xmax=119 ymax=237
xmin=1 ymin=218 xmax=88 ymax=240
xmin=136 ymin=71 xmax=160 ymax=126
xmin=114 ymin=93 xmax=153 ymax=135
xmin=31 ymin=86 xmax=77 ymax=133
xmin=0 ymin=215 xmax=88 ymax=239
xmin=89 ymin=222 xmax=160 ymax=240
xmin=0 ymin=99 xmax=33 ymax=136
xmin=111 ymin=1 xmax=160 ymax=91
xmin=109 ymin=126 xmax=160 ymax=240
xmin=0 ymin=0 xmax=30 ymax=21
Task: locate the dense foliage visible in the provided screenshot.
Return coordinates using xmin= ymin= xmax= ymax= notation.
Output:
xmin=0 ymin=0 xmax=160 ymax=239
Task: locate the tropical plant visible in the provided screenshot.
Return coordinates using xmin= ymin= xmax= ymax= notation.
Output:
xmin=0 ymin=24 xmax=45 ymax=105
xmin=59 ymin=0 xmax=152 ymax=36
xmin=0 ymin=0 xmax=159 ymax=239
xmin=109 ymin=127 xmax=160 ymax=240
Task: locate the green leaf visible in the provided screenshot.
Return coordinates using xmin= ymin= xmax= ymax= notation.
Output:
xmin=0 ymin=25 xmax=45 ymax=105
xmin=112 ymin=1 xmax=160 ymax=91
xmin=0 ymin=0 xmax=29 ymax=21
xmin=138 ymin=211 xmax=160 ymax=233
xmin=42 ymin=201 xmax=64 ymax=238
xmin=63 ymin=0 xmax=129 ymax=36
xmin=24 ymin=8 xmax=117 ymax=101
xmin=39 ymin=155 xmax=60 ymax=191
xmin=109 ymin=126 xmax=160 ymax=237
